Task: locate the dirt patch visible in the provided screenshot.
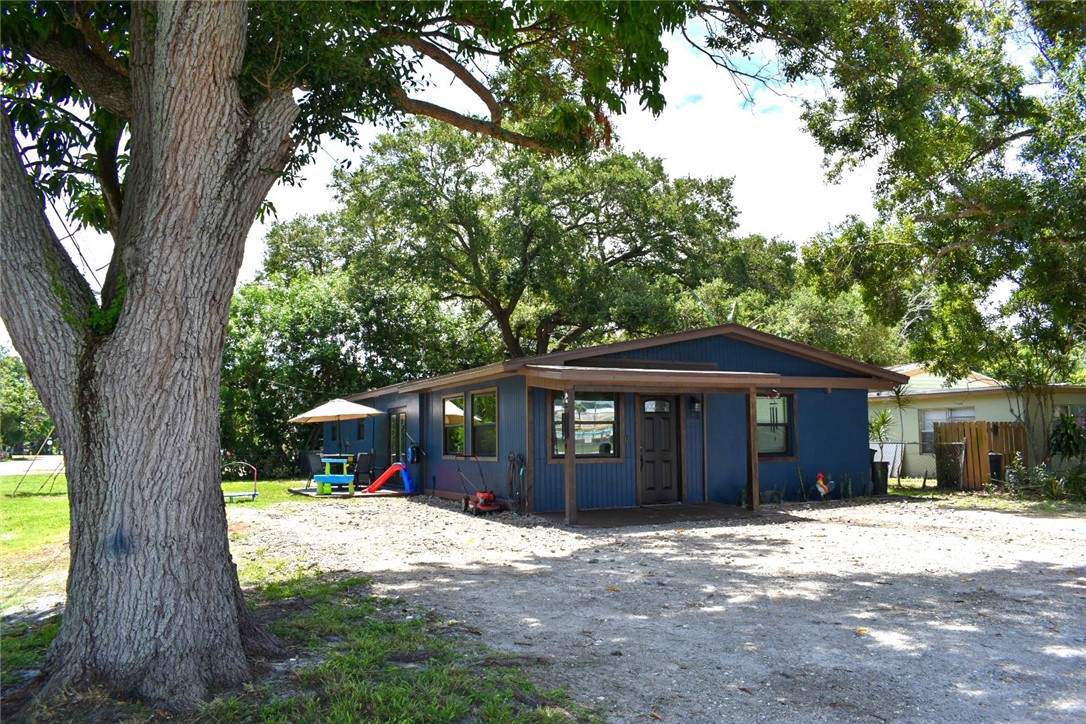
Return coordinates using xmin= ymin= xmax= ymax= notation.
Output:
xmin=232 ymin=496 xmax=1086 ymax=722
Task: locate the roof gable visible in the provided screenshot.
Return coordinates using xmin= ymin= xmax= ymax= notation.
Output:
xmin=351 ymin=324 xmax=907 ymax=398
xmin=522 ymin=324 xmax=906 ymax=382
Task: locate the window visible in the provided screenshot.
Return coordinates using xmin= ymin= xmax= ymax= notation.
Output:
xmin=357 ymin=417 xmax=366 ymax=441
xmin=330 ymin=421 xmax=338 ymax=442
xmin=552 ymin=392 xmax=619 ymax=458
xmin=920 ymin=407 xmax=975 ymax=454
xmin=471 ymin=391 xmax=498 ymax=458
xmin=443 ymin=395 xmax=465 ymax=456
xmin=757 ymin=394 xmax=792 ymax=456
xmin=389 ymin=409 xmax=407 ymax=462
xmin=643 ymin=399 xmax=671 ymax=413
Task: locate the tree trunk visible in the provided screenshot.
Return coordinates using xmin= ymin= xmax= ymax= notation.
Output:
xmin=1 ymin=2 xmax=297 ymax=711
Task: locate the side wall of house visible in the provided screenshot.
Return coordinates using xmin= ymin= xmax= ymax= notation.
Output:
xmin=326 ymin=392 xmax=425 ymax=481
xmin=530 ymin=388 xmax=640 ymax=512
xmin=422 ymin=376 xmax=528 ymax=500
xmin=705 ymin=389 xmax=872 ymax=504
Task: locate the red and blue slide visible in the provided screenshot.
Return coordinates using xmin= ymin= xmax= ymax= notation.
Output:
xmin=363 ymin=462 xmax=417 ymax=495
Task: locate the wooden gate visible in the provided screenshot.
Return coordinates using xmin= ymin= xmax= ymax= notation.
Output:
xmin=933 ymin=421 xmax=1028 ymax=490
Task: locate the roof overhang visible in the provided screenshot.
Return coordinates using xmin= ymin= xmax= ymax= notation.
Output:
xmin=521 ymin=365 xmax=898 ymax=392
xmin=522 ymin=364 xmax=779 ymax=392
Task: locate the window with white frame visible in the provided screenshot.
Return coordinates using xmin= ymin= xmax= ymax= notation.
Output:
xmin=920 ymin=407 xmax=975 ymax=454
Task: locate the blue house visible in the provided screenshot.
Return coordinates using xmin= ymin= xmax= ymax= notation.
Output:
xmin=326 ymin=324 xmax=907 ymax=523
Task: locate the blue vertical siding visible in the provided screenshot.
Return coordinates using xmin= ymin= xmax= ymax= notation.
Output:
xmin=684 ymin=401 xmax=705 ymax=503
xmin=702 ymin=389 xmax=872 ymax=504
xmin=325 ymin=392 xmax=423 ymax=482
xmin=422 ymin=376 xmax=527 ymax=499
xmin=601 ymin=336 xmax=852 ymax=377
xmin=704 ymin=393 xmax=749 ymax=505
xmin=531 ymin=389 xmax=639 ymax=513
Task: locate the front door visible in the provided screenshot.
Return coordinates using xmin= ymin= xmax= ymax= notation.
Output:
xmin=640 ymin=396 xmax=680 ymax=504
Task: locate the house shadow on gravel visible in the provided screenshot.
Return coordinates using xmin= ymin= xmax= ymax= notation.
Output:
xmin=364 ymin=505 xmax=1086 ymax=723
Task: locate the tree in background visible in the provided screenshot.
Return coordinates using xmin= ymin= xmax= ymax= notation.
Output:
xmin=801 ymin=1 xmax=1086 ymax=381
xmin=222 ymin=266 xmax=493 ymax=475
xmin=0 ymin=0 xmax=1023 ymax=710
xmin=332 ymin=121 xmax=737 ymax=357
xmin=0 ymin=348 xmax=53 ymax=454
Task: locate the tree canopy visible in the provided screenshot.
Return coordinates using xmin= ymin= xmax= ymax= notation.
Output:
xmin=801 ymin=1 xmax=1086 ymax=380
xmin=0 ymin=348 xmax=53 ymax=454
xmin=323 ymin=121 xmax=736 ymax=357
xmin=2 ymin=0 xmax=1073 ymax=712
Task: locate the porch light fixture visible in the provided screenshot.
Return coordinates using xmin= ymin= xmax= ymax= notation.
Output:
xmin=767 ymin=389 xmax=781 ymax=399
xmin=689 ymin=396 xmax=702 ymax=414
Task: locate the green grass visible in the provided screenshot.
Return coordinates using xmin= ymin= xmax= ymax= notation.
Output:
xmin=0 ymin=615 xmax=60 ymax=689
xmin=1 ymin=476 xmax=589 ymax=721
xmin=889 ymin=477 xmax=1086 ymax=514
xmin=0 ymin=474 xmax=311 ymax=611
xmin=2 ymin=572 xmax=589 ymax=723
xmin=0 ymin=474 xmax=71 ymax=611
xmin=201 ymin=572 xmax=588 ymax=723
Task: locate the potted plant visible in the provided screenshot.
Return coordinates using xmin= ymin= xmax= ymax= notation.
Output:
xmin=869 ymin=409 xmax=894 ymax=495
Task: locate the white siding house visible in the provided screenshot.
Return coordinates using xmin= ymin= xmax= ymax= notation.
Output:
xmin=869 ymin=364 xmax=1086 ymax=477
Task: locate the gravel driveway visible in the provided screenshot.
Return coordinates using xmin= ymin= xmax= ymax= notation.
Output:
xmin=228 ymin=496 xmax=1086 ymax=722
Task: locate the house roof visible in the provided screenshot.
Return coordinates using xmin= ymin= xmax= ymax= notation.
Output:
xmin=350 ymin=324 xmax=909 ymax=401
xmin=869 ymin=363 xmax=1086 ymax=400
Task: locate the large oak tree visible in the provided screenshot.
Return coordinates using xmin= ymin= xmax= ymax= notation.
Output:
xmin=1 ymin=0 xmax=992 ymax=711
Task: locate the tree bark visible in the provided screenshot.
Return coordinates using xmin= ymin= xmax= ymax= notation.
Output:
xmin=1 ymin=2 xmax=297 ymax=711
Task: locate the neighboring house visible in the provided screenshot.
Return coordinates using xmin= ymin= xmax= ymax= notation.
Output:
xmin=868 ymin=363 xmax=1086 ymax=477
xmin=324 ymin=324 xmax=906 ymax=521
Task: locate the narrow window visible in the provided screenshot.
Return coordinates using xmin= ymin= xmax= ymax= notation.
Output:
xmin=443 ymin=395 xmax=465 ymax=456
xmin=756 ymin=395 xmax=792 ymax=456
xmin=389 ymin=408 xmax=407 ymax=462
xmin=471 ymin=391 xmax=498 ymax=458
xmin=552 ymin=392 xmax=619 ymax=457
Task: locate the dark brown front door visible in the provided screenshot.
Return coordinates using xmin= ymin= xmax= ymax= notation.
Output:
xmin=640 ymin=396 xmax=679 ymax=504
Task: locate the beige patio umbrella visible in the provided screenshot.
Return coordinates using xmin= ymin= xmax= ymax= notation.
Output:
xmin=289 ymin=398 xmax=384 ymax=454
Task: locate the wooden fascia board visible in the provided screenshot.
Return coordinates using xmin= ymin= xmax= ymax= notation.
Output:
xmin=781 ymin=376 xmax=903 ymax=391
xmin=397 ymin=362 xmax=511 ymax=393
xmin=522 ymin=365 xmax=780 ymax=390
xmin=523 ymin=325 xmax=907 ymax=385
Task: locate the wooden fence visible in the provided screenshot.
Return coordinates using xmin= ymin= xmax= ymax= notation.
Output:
xmin=933 ymin=421 xmax=1028 ymax=490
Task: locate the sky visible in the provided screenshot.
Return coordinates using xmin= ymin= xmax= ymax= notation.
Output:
xmin=3 ymin=32 xmax=879 ymax=352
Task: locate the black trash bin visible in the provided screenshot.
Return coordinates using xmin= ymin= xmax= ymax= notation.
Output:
xmin=989 ymin=451 xmax=1003 ymax=483
xmin=873 ymin=461 xmax=889 ymax=496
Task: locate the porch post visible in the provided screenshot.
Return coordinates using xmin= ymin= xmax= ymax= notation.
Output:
xmin=563 ymin=384 xmax=578 ymax=525
xmin=745 ymin=388 xmax=760 ymax=511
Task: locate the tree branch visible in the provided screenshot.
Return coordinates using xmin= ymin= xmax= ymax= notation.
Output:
xmin=389 ymin=33 xmax=502 ymax=124
xmin=28 ymin=36 xmax=131 ymax=118
xmin=0 ymin=111 xmax=94 ymax=445
xmin=389 ymin=86 xmax=557 ymax=154
xmin=72 ymin=1 xmax=130 ymax=79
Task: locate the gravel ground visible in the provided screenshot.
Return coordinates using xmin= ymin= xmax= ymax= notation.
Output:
xmin=228 ymin=495 xmax=1086 ymax=723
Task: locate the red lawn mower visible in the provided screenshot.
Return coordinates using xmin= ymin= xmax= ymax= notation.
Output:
xmin=455 ymin=453 xmax=502 ymax=515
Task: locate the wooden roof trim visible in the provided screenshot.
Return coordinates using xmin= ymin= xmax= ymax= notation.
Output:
xmin=513 ymin=324 xmax=908 ymax=384
xmin=397 ymin=362 xmax=512 ymax=393
xmin=523 ymin=364 xmax=780 ymax=390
